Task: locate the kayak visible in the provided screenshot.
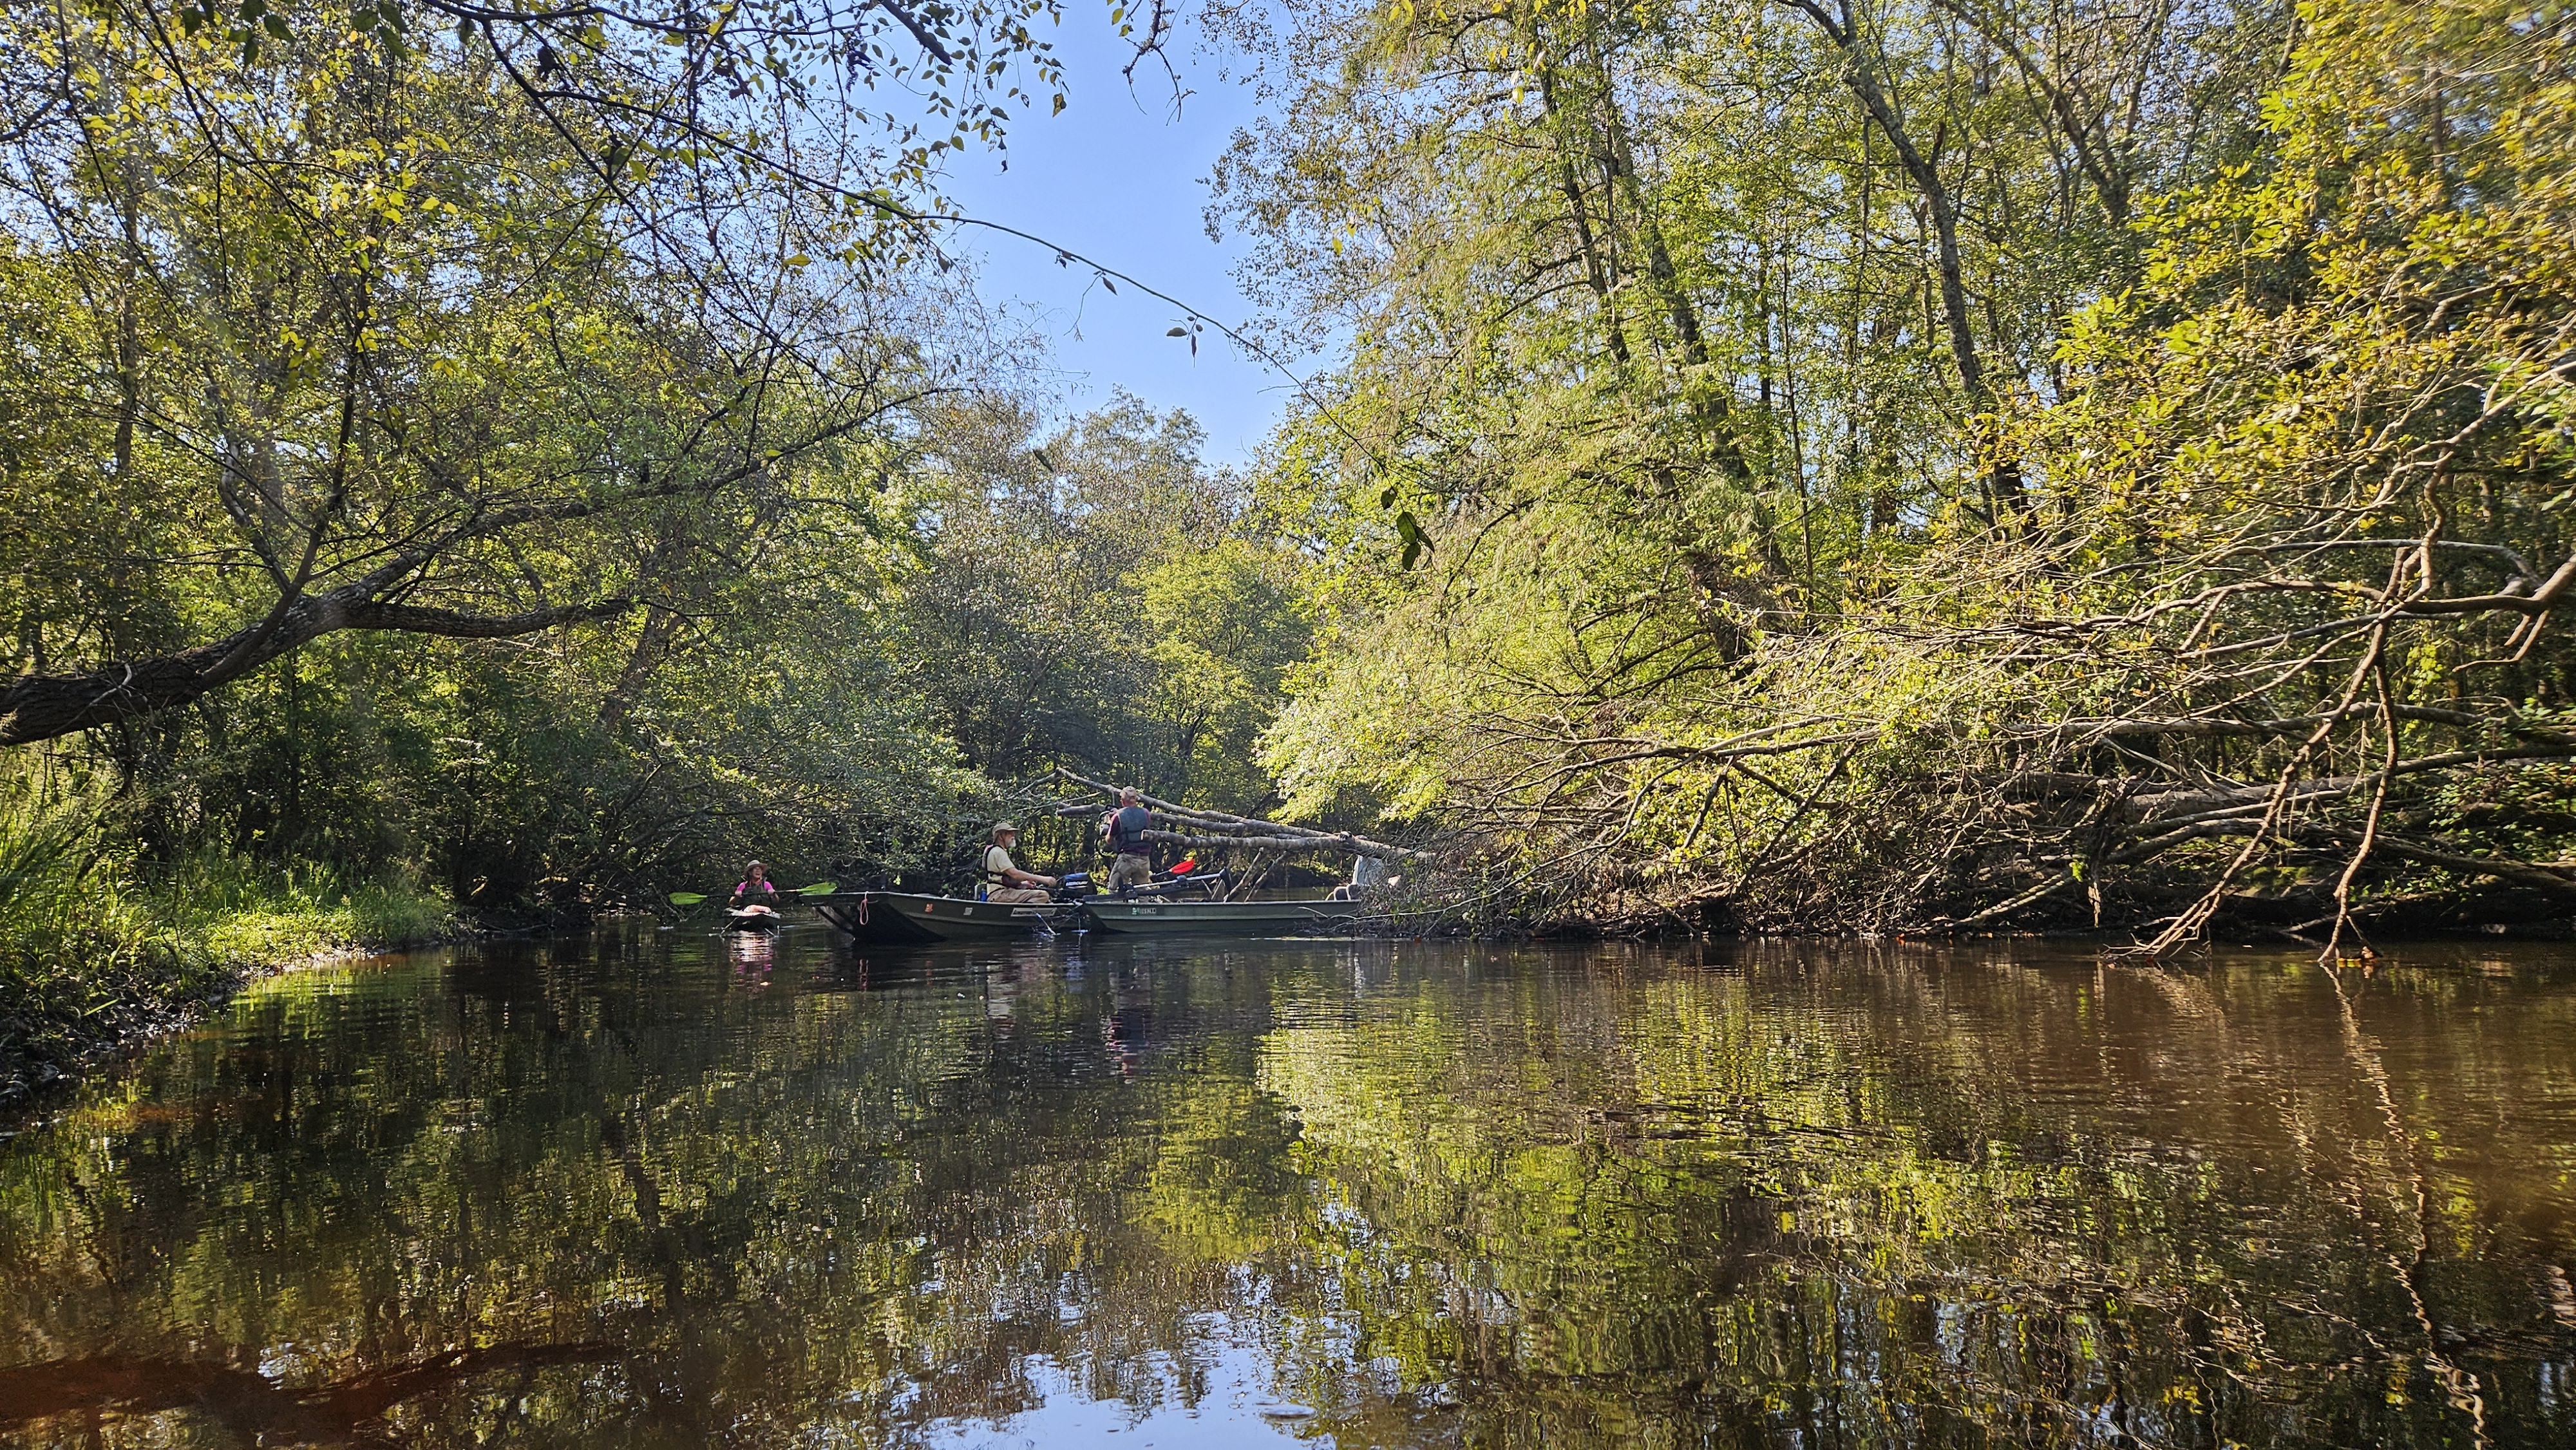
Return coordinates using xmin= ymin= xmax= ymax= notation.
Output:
xmin=1076 ymin=896 xmax=1367 ymax=935
xmin=815 ymin=891 xmax=1075 ymax=943
xmin=725 ymin=908 xmax=783 ymax=932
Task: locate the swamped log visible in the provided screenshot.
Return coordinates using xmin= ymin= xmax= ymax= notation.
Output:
xmin=1054 ymin=766 xmax=1432 ymax=861
xmin=1139 ymin=829 xmax=1423 ymax=861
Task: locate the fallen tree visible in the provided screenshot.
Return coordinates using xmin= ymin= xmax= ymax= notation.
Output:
xmin=1050 ymin=768 xmax=1434 ymax=862
xmin=1238 ymin=0 xmax=2576 ymax=952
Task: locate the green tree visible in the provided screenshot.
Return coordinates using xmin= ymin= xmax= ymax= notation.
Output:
xmin=898 ymin=393 xmax=1310 ymax=814
xmin=1232 ymin=0 xmax=2576 ymax=939
xmin=0 ymin=0 xmax=1058 ymax=749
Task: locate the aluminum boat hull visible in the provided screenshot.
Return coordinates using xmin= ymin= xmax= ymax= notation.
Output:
xmin=1075 ymin=896 xmax=1366 ymax=935
xmin=817 ymin=891 xmax=1072 ymax=943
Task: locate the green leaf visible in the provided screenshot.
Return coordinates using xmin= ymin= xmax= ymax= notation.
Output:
xmin=1396 ymin=511 xmax=1430 ymax=570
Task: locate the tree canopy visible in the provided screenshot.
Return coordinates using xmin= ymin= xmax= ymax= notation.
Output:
xmin=0 ymin=0 xmax=1333 ymax=941
xmin=6 ymin=0 xmax=2573 ymax=949
xmin=1222 ymin=0 xmax=2576 ymax=944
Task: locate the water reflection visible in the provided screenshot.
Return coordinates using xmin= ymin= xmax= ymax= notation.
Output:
xmin=2 ymin=930 xmax=2573 ymax=1448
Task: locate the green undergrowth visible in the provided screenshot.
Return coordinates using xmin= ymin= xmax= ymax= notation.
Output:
xmin=155 ymin=851 xmax=459 ymax=967
xmin=2 ymin=775 xmax=457 ymax=1098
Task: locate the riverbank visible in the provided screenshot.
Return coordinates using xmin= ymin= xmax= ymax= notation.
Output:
xmin=15 ymin=871 xmax=2565 ymax=1113
xmin=0 ymin=884 xmax=458 ymax=1109
xmin=1520 ymin=863 xmax=2576 ymax=945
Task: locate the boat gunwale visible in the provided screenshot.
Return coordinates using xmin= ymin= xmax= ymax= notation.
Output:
xmin=816 ymin=889 xmax=1369 ymax=939
xmin=817 ymin=889 xmax=1074 ymax=941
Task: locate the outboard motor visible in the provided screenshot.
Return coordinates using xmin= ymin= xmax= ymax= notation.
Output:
xmin=1057 ymin=872 xmax=1095 ymax=898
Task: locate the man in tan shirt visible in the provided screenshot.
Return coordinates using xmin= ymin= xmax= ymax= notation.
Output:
xmin=981 ymin=824 xmax=1057 ymax=904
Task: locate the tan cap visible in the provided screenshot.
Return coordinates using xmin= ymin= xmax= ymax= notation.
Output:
xmin=991 ymin=822 xmax=1018 ymax=838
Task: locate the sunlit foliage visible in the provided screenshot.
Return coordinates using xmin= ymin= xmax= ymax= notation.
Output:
xmin=1228 ymin=0 xmax=2576 ymax=940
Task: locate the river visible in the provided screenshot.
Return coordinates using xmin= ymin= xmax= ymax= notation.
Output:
xmin=1 ymin=928 xmax=2572 ymax=1447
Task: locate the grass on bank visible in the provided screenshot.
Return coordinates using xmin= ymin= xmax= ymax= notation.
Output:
xmin=1 ymin=777 xmax=455 ymax=1095
xmin=157 ymin=851 xmax=457 ymax=965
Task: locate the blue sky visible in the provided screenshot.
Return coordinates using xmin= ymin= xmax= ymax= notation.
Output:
xmin=929 ymin=20 xmax=1289 ymax=467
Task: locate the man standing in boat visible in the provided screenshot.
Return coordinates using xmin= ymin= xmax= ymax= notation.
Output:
xmin=1101 ymin=787 xmax=1155 ymax=893
xmin=981 ymin=824 xmax=1058 ymax=904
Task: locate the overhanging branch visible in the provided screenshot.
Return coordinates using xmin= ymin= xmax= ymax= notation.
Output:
xmin=0 ymin=591 xmax=635 ymax=747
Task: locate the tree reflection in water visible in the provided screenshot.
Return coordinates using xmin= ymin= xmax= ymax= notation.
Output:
xmin=1 ymin=932 xmax=2572 ymax=1447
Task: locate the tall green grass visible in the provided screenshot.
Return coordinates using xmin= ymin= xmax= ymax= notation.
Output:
xmin=0 ymin=769 xmax=210 ymax=1086
xmin=156 ymin=849 xmax=457 ymax=965
xmin=0 ymin=770 xmax=128 ymax=949
xmin=1 ymin=766 xmax=456 ymax=1091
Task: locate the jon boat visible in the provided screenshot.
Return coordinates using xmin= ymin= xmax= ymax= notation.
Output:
xmin=815 ymin=891 xmax=1075 ymax=944
xmin=1075 ymin=894 xmax=1367 ymax=935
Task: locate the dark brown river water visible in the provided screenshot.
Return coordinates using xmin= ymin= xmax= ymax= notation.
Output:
xmin=2 ymin=928 xmax=2573 ymax=1448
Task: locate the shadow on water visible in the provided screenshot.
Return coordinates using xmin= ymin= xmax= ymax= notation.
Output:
xmin=0 ymin=1342 xmax=612 ymax=1447
xmin=2 ymin=927 xmax=2574 ymax=1447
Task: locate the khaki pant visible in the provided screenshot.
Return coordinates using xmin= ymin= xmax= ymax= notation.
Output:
xmin=986 ymin=886 xmax=1051 ymax=905
xmin=1106 ymin=854 xmax=1153 ymax=890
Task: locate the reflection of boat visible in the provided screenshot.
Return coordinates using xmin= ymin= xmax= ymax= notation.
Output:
xmin=1076 ymin=896 xmax=1367 ymax=935
xmin=726 ymin=928 xmax=776 ymax=984
xmin=815 ymin=892 xmax=1074 ymax=943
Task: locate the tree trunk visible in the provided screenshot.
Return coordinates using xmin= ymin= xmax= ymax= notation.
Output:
xmin=1539 ymin=63 xmax=1633 ymax=366
xmin=1580 ymin=37 xmax=1754 ymax=484
xmin=1785 ymin=0 xmax=2027 ymax=514
xmin=0 ymin=590 xmax=632 ymax=747
xmin=598 ymin=606 xmax=679 ymax=735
